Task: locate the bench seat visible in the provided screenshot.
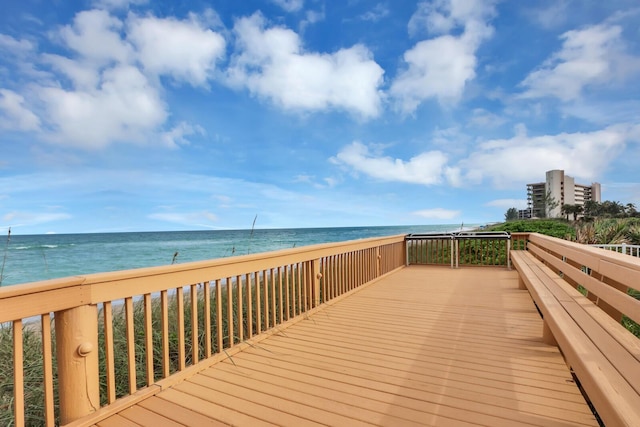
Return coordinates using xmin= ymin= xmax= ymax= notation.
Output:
xmin=511 ymin=250 xmax=640 ymax=427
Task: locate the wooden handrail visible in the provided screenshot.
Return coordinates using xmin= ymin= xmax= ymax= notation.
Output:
xmin=1 ymin=234 xmax=407 ymax=426
xmin=526 ymin=233 xmax=640 ymax=326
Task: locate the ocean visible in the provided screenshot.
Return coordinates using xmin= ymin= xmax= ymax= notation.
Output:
xmin=0 ymin=224 xmax=472 ymax=287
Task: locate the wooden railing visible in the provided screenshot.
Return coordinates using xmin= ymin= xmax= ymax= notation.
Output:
xmin=511 ymin=232 xmax=640 ymax=328
xmin=406 ymin=231 xmax=512 ymax=268
xmin=0 ymin=235 xmax=406 ymax=426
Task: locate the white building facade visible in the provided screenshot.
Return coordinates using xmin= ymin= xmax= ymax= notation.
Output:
xmin=520 ymin=170 xmax=601 ymax=219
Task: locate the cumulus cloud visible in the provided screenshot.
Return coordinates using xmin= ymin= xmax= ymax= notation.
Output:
xmin=127 ymin=13 xmax=226 ymax=86
xmin=459 ymin=123 xmax=639 ymax=187
xmin=227 ymin=13 xmax=384 ymax=118
xmin=411 ymin=208 xmax=460 ymax=220
xmin=0 ymin=89 xmax=41 ymax=131
xmin=391 ymin=0 xmax=495 ymax=113
xmin=332 ymin=124 xmax=640 ymax=191
xmin=56 ymin=9 xmax=133 ymax=65
xmin=331 ymin=141 xmax=454 ymax=186
xmin=1 ymin=8 xmax=225 ymax=149
xmin=520 ymin=23 xmax=637 ymax=101
xmin=39 ymin=65 xmax=167 ymax=148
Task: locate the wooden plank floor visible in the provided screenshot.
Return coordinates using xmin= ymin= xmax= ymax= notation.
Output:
xmin=94 ymin=266 xmax=599 ymax=427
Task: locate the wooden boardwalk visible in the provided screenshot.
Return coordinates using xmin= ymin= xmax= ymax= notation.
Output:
xmin=92 ymin=266 xmax=598 ymax=427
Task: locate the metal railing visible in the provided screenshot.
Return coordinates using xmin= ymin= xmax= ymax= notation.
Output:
xmin=590 ymin=243 xmax=640 ymax=258
xmin=406 ymin=231 xmax=511 ymax=268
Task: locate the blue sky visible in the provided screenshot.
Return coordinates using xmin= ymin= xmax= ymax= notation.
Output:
xmin=1 ymin=0 xmax=639 ymax=235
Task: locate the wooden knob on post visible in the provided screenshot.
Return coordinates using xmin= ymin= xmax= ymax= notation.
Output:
xmin=77 ymin=342 xmax=94 ymax=357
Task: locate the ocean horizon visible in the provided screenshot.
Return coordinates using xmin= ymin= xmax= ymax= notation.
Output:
xmin=0 ymin=224 xmax=478 ymax=287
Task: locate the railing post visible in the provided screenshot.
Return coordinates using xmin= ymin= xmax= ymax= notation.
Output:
xmin=55 ymin=304 xmax=100 ymax=425
xmin=376 ymin=247 xmax=381 ymax=277
xmin=450 ymin=237 xmax=454 ymax=269
xmin=405 ymin=238 xmax=409 ymax=266
xmin=455 ymin=239 xmax=459 ymax=269
xmin=506 ymin=239 xmax=511 ymax=270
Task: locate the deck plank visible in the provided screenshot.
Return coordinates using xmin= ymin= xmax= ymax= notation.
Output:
xmin=95 ymin=266 xmax=598 ymax=426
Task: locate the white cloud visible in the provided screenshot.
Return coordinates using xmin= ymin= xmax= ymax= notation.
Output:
xmin=39 ymin=65 xmax=167 ymax=148
xmin=520 ymin=23 xmax=637 ymax=101
xmin=1 ymin=8 xmax=228 ymax=149
xmin=161 ymin=122 xmax=205 ymax=148
xmin=332 ymin=123 xmax=640 ymax=191
xmin=227 ymin=13 xmax=384 ymax=119
xmin=270 ymin=0 xmax=304 ymax=13
xmin=300 ymin=9 xmax=325 ymax=33
xmin=408 ymin=0 xmax=496 ymax=37
xmin=469 ymin=108 xmax=507 ymax=128
xmin=411 ymin=208 xmax=460 ymax=220
xmin=390 ymin=35 xmax=478 ymax=112
xmin=56 ymin=9 xmax=133 ymax=65
xmin=0 ymin=89 xmax=41 ymax=131
xmin=0 ymin=34 xmax=35 ymax=54
xmin=360 ymin=3 xmax=390 ymax=22
xmin=331 ymin=141 xmax=453 ymax=186
xmin=127 ymin=13 xmax=226 ymax=86
xmin=459 ymin=123 xmax=639 ymax=187
xmin=391 ymin=0 xmax=495 ymax=113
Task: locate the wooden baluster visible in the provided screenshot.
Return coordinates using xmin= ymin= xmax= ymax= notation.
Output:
xmin=255 ymin=272 xmax=262 ymax=333
xmin=215 ymin=279 xmax=223 ymax=352
xmin=41 ymin=313 xmax=55 ymax=426
xmin=271 ymin=269 xmax=277 ymax=326
xmin=144 ymin=293 xmax=154 ymax=384
xmin=226 ymin=277 xmax=233 ymax=347
xmin=246 ymin=273 xmax=253 ymax=338
xmin=278 ymin=267 xmax=284 ymax=324
xmin=285 ymin=265 xmax=291 ymax=320
xmin=161 ymin=291 xmax=170 ymax=377
xmin=263 ymin=269 xmax=269 ymax=328
xmin=190 ymin=285 xmax=199 ymax=364
xmin=125 ymin=297 xmax=137 ymax=393
xmin=103 ymin=302 xmax=117 ymax=402
xmin=13 ymin=320 xmax=24 ymax=427
xmin=204 ymin=281 xmax=212 ymax=358
xmin=236 ymin=275 xmax=243 ymax=342
xmin=176 ymin=288 xmax=185 ymax=370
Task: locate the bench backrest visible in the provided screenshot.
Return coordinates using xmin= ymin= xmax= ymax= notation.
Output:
xmin=525 ymin=233 xmax=640 ymax=329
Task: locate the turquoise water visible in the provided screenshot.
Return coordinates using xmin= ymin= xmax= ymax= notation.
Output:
xmin=0 ymin=225 xmax=472 ymax=286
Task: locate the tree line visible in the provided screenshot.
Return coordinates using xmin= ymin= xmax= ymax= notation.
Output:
xmin=505 ymin=200 xmax=639 ymax=221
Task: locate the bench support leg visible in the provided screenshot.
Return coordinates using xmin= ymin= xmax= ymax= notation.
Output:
xmin=542 ymin=320 xmax=557 ymax=346
xmin=518 ymin=276 xmax=527 ymax=290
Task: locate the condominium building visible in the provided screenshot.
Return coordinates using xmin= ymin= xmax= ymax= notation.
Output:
xmin=519 ymin=170 xmax=601 ymax=219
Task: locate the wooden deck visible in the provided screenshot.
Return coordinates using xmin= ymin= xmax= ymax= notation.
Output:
xmin=92 ymin=266 xmax=598 ymax=427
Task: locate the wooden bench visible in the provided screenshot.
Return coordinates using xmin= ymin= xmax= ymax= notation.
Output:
xmin=511 ymin=248 xmax=640 ymax=427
